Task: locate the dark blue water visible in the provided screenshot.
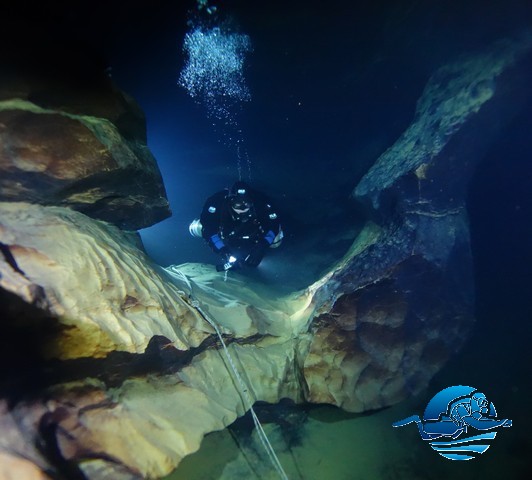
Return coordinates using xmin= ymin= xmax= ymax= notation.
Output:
xmin=107 ymin=3 xmax=532 ymax=476
xmin=8 ymin=0 xmax=529 ymax=477
xmin=107 ymin=0 xmax=532 ymax=263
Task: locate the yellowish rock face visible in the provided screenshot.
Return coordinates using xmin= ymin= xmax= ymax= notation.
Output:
xmin=0 ymin=451 xmax=52 ymax=480
xmin=3 ymin=30 xmax=527 ymax=479
xmin=0 ymin=92 xmax=170 ymax=230
xmin=0 ymin=202 xmax=209 ymax=359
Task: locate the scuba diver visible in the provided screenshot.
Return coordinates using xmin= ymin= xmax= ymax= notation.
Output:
xmin=189 ymin=181 xmax=283 ymax=271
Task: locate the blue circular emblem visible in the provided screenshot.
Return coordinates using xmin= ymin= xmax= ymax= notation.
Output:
xmin=392 ymin=385 xmax=512 ymax=460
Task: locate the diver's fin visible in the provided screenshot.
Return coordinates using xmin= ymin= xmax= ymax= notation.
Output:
xmin=392 ymin=415 xmax=421 ymax=427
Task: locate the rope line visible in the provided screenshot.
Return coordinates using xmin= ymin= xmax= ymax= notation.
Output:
xmin=166 ymin=267 xmax=289 ymax=480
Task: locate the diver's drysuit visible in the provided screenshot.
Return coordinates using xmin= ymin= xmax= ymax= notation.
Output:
xmin=196 ymin=182 xmax=283 ymax=271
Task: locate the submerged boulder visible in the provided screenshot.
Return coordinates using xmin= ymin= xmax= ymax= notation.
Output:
xmin=0 ymin=202 xmax=208 ymax=360
xmin=1 ymin=33 xmax=531 ymax=479
xmin=0 ymin=70 xmax=171 ymax=230
xmin=304 ymin=33 xmax=532 ymax=410
xmin=0 ymin=201 xmax=313 ymax=478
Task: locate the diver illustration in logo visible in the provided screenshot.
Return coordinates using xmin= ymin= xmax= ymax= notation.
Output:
xmin=393 ymin=385 xmax=512 ymax=460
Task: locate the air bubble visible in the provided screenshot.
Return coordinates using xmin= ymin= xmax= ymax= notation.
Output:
xmin=179 ymin=27 xmax=252 ymax=108
xmin=178 ymin=14 xmax=253 ymax=181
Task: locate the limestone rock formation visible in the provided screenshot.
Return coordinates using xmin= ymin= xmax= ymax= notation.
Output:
xmin=0 ymin=202 xmax=210 ymax=360
xmin=303 ymin=33 xmax=532 ymax=411
xmin=0 ymin=71 xmax=171 ymax=230
xmin=1 ymin=33 xmax=531 ymax=479
xmin=0 ymin=202 xmax=314 ymax=478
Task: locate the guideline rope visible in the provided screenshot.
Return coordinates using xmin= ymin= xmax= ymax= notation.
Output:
xmin=167 ymin=267 xmax=289 ymax=480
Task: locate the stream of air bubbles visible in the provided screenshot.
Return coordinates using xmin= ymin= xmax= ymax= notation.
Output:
xmin=178 ymin=1 xmax=253 ymax=181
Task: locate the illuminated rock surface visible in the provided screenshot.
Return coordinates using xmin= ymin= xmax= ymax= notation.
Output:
xmin=0 ymin=72 xmax=170 ymax=230
xmin=1 ymin=34 xmax=531 ymax=479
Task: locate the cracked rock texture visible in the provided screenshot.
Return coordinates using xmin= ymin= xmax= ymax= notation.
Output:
xmin=0 ymin=70 xmax=171 ymax=230
xmin=1 ymin=34 xmax=531 ymax=479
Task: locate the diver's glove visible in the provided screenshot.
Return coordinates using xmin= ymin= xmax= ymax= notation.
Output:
xmin=216 ymin=253 xmax=239 ymax=272
xmin=244 ymin=241 xmax=268 ymax=267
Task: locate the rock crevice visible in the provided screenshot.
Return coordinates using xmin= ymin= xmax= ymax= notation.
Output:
xmin=1 ymin=33 xmax=531 ymax=478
